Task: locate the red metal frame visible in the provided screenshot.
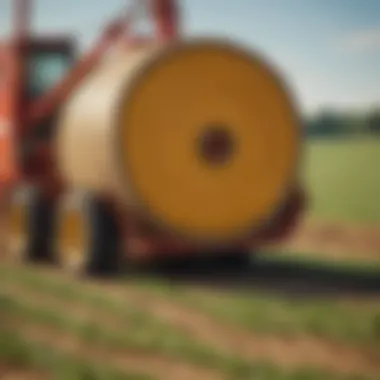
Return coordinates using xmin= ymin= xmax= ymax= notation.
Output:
xmin=13 ymin=0 xmax=31 ymax=141
xmin=152 ymin=0 xmax=180 ymax=40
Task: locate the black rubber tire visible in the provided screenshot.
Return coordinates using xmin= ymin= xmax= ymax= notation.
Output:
xmin=24 ymin=189 xmax=59 ymax=265
xmin=82 ymin=195 xmax=123 ymax=278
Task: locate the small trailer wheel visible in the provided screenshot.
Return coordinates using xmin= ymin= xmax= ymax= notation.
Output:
xmin=82 ymin=195 xmax=124 ymax=278
xmin=57 ymin=194 xmax=124 ymax=278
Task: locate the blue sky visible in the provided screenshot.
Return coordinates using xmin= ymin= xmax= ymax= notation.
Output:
xmin=0 ymin=0 xmax=379 ymax=114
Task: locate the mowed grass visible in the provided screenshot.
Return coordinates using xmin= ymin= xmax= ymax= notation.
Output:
xmin=2 ymin=264 xmax=380 ymax=348
xmin=1 ymin=263 xmax=380 ymax=379
xmin=136 ymin=278 xmax=380 ymax=349
xmin=0 ymin=329 xmax=150 ymax=380
xmin=304 ymin=137 xmax=380 ymax=223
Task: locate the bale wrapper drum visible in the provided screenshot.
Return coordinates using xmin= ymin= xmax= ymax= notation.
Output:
xmin=56 ymin=39 xmax=301 ymax=246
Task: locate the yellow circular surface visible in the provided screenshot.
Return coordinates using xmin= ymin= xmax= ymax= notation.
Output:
xmin=120 ymin=40 xmax=300 ymax=243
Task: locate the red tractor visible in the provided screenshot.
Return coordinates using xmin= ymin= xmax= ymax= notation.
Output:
xmin=0 ymin=0 xmax=305 ymax=277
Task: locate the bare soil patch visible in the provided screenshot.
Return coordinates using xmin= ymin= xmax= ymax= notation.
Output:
xmin=0 ymin=368 xmax=47 ymax=380
xmin=270 ymin=220 xmax=380 ymax=261
xmin=0 ymin=364 xmax=48 ymax=380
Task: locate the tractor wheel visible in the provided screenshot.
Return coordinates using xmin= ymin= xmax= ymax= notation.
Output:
xmin=23 ymin=189 xmax=59 ymax=265
xmin=58 ymin=194 xmax=124 ymax=278
xmin=83 ymin=195 xmax=124 ymax=278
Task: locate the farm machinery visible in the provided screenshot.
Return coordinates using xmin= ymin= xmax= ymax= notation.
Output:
xmin=0 ymin=0 xmax=305 ymax=276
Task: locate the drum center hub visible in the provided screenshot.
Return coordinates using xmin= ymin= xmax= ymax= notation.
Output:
xmin=197 ymin=124 xmax=235 ymax=166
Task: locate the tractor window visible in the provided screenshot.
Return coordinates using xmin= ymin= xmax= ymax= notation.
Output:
xmin=27 ymin=51 xmax=71 ymax=99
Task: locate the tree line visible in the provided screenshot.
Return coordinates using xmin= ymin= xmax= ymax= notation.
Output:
xmin=304 ymin=107 xmax=380 ymax=138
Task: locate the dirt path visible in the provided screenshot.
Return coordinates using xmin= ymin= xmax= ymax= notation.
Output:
xmin=0 ymin=366 xmax=48 ymax=380
xmin=269 ymin=220 xmax=380 ymax=261
xmin=3 ymin=271 xmax=380 ymax=378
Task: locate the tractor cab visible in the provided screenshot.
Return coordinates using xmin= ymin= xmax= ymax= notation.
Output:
xmin=25 ymin=36 xmax=75 ymax=100
xmin=21 ymin=36 xmax=77 ymax=161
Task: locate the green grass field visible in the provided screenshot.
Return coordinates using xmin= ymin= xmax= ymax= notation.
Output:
xmin=303 ymin=137 xmax=380 ymax=223
xmin=1 ymin=263 xmax=379 ymax=379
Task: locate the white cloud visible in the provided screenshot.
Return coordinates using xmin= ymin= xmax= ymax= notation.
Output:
xmin=338 ymin=28 xmax=380 ymax=53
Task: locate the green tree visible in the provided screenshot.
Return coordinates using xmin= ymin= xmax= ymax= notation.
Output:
xmin=306 ymin=109 xmax=345 ymax=137
xmin=366 ymin=108 xmax=380 ymax=134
